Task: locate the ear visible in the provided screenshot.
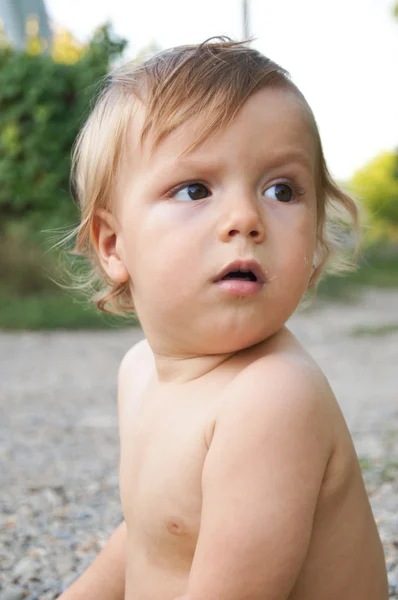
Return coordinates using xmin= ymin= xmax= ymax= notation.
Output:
xmin=91 ymin=209 xmax=130 ymax=283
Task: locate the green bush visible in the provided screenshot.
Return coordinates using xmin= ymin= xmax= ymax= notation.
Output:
xmin=0 ymin=24 xmax=127 ymax=235
xmin=0 ymin=24 xmax=131 ymax=329
xmin=349 ymin=150 xmax=398 ymax=241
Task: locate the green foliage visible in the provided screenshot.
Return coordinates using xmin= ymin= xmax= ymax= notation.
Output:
xmin=0 ymin=23 xmax=127 ymax=235
xmin=0 ymin=24 xmax=131 ymax=329
xmin=349 ymin=151 xmax=398 ymax=234
xmin=350 ymin=322 xmax=398 ymax=337
xmin=0 ymin=219 xmax=138 ymax=329
xmin=0 ymin=289 xmax=137 ymax=330
xmin=0 ymin=221 xmax=56 ymax=294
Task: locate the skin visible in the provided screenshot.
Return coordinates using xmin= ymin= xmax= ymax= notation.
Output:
xmin=67 ymin=87 xmax=388 ymax=599
xmin=96 ymin=87 xmax=318 ymax=374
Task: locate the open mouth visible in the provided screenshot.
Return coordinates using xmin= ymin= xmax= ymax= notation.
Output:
xmin=214 ymin=260 xmax=265 ymax=285
xmin=220 ymin=269 xmax=258 ymax=282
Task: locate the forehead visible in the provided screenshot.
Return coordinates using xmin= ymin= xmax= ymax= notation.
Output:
xmin=124 ymin=87 xmax=316 ymax=183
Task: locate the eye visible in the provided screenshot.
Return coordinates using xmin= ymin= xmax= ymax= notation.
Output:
xmin=172 ymin=182 xmax=210 ymax=201
xmin=263 ymin=183 xmax=295 ymax=203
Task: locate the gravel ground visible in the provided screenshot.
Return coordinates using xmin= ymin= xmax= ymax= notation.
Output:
xmin=0 ymin=288 xmax=397 ymax=599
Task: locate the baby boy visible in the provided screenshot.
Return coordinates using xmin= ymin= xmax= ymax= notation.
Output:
xmin=60 ymin=38 xmax=388 ymax=600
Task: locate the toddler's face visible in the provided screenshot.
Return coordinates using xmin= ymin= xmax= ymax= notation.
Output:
xmin=105 ymin=87 xmax=317 ymax=355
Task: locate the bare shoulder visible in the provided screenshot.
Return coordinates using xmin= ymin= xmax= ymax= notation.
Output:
xmin=117 ymin=337 xmax=155 ymax=418
xmin=215 ymin=342 xmax=338 ymax=471
xmin=118 ymin=337 xmax=154 ymax=384
xmin=231 ymin=343 xmax=335 ymax=417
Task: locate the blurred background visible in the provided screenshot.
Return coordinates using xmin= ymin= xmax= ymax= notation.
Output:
xmin=1 ymin=2 xmax=398 ymax=598
xmin=0 ymin=0 xmax=397 ymax=329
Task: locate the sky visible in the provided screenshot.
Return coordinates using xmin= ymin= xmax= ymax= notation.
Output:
xmin=44 ymin=0 xmax=398 ymax=181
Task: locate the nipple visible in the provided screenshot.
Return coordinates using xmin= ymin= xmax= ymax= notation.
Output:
xmin=167 ymin=516 xmax=187 ymax=536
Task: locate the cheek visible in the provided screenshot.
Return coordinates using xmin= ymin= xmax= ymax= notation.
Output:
xmin=297 ymin=204 xmax=317 ymax=252
xmin=275 ymin=206 xmax=316 ymax=255
xmin=123 ymin=216 xmax=201 ymax=293
xmin=271 ymin=209 xmax=316 ymax=291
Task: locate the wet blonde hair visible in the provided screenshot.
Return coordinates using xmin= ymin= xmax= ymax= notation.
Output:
xmin=67 ymin=37 xmax=359 ymax=316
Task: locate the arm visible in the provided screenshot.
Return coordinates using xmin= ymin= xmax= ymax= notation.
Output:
xmin=180 ymin=361 xmax=333 ymax=600
xmin=57 ymin=520 xmax=126 ymax=600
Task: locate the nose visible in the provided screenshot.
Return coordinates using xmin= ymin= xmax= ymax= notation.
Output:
xmin=217 ymin=190 xmax=265 ymax=243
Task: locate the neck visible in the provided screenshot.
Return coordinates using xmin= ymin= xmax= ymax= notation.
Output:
xmin=148 ymin=329 xmax=287 ymax=385
xmin=153 ymin=349 xmax=236 ymax=385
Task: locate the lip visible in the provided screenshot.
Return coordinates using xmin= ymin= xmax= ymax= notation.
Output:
xmin=214 ymin=259 xmax=266 ymax=284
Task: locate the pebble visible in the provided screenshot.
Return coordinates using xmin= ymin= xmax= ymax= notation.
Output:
xmin=0 ymin=587 xmax=28 ymax=600
xmin=12 ymin=558 xmax=39 ymax=581
xmin=54 ymin=556 xmax=75 ymax=577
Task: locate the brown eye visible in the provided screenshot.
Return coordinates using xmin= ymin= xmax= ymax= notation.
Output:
xmin=264 ymin=183 xmax=294 ymax=203
xmin=173 ymin=183 xmax=210 ymax=201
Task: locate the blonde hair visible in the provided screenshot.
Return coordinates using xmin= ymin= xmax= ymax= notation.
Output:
xmin=67 ymin=37 xmax=359 ymax=316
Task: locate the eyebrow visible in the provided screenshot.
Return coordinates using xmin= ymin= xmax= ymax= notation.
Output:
xmin=149 ymin=148 xmax=314 ymax=184
xmin=175 ymin=150 xmax=314 ymax=174
xmin=258 ymin=150 xmax=314 ymax=173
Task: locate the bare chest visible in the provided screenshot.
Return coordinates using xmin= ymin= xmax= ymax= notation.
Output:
xmin=120 ymin=388 xmax=216 ymax=567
